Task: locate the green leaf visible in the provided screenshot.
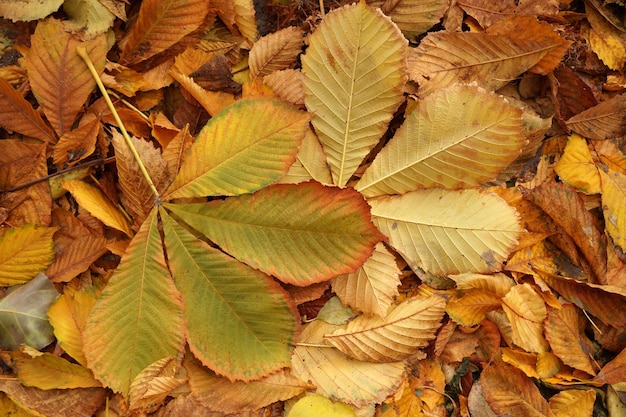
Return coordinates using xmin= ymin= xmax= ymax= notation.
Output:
xmin=83 ymin=208 xmax=184 ymax=397
xmin=165 ymin=98 xmax=310 ymax=199
xmin=160 ymin=208 xmax=297 ymax=381
xmin=369 ymin=189 xmax=521 ymax=276
xmin=302 ymin=1 xmax=407 ymax=186
xmin=0 ymin=273 xmax=59 ymax=350
xmin=164 ymin=181 xmax=383 ymax=286
xmin=355 ymin=85 xmax=526 ymax=197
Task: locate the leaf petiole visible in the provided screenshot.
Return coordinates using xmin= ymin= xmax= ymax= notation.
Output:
xmin=76 ymin=46 xmax=161 ymax=204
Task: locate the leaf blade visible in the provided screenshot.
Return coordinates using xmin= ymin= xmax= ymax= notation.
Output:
xmin=302 ymin=1 xmax=407 ymax=186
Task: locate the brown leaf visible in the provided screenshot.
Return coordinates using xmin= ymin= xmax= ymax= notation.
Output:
xmin=186 ymin=356 xmax=311 ymax=413
xmin=26 ymin=18 xmax=107 ymax=137
xmin=0 ymin=379 xmax=106 ymax=417
xmin=487 ymin=15 xmax=571 ymax=75
xmin=162 ymin=124 xmax=195 ymax=179
xmin=119 ymin=0 xmax=212 ymax=65
xmin=523 ymin=182 xmax=607 ymax=283
xmin=566 ymin=94 xmax=626 ymax=140
xmin=52 ymin=117 xmax=101 ymax=167
xmin=594 ymin=346 xmax=626 ymax=385
xmin=539 ymin=271 xmax=626 ymax=328
xmin=550 ymin=64 xmax=598 ymax=125
xmin=249 ymin=26 xmax=303 ymax=80
xmin=0 ymin=77 xmax=56 ymax=143
xmin=481 ymin=362 xmax=555 ymax=417
xmin=47 ymin=234 xmax=108 ymax=283
xmin=456 ymin=0 xmax=559 ymax=28
xmin=545 ymin=304 xmax=596 ymax=375
xmin=112 ymin=131 xmax=170 ymax=229
xmin=0 ymin=140 xmax=51 ymax=229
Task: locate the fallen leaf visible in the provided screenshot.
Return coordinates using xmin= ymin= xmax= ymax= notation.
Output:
xmin=549 ymin=389 xmax=596 ymax=417
xmin=554 ymin=133 xmax=602 ymax=194
xmin=502 ymin=283 xmax=549 ymax=353
xmin=249 ymin=26 xmax=303 ymax=80
xmin=566 ymin=94 xmax=626 ymax=140
xmin=0 ymin=225 xmax=56 ymax=286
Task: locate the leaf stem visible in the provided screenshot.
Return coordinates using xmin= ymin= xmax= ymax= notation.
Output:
xmin=76 ymin=46 xmax=161 ymax=204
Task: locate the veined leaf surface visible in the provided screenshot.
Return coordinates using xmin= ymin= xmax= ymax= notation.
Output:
xmin=165 ymin=98 xmax=309 ymax=199
xmin=83 ymin=209 xmax=184 ymax=397
xmin=164 ymin=182 xmax=383 ymax=286
xmin=356 ymin=85 xmax=526 ymax=197
xmin=160 ymin=208 xmax=297 ymax=381
xmin=0 ymin=225 xmax=55 ymax=286
xmin=370 ymin=189 xmax=521 ymax=276
xmin=302 ymin=1 xmax=407 ymax=186
xmin=325 ymin=295 xmax=446 ymax=362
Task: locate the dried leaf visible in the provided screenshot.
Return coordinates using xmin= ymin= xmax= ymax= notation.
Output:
xmin=449 ymin=273 xmax=515 ymax=298
xmin=0 ymin=77 xmax=55 ymax=143
xmin=325 ymin=295 xmax=446 ymax=362
xmin=585 ymin=4 xmax=626 ymax=71
xmin=370 ymin=189 xmax=521 ymax=276
xmin=63 ymin=0 xmax=117 ymax=40
xmin=128 ymin=357 xmax=185 ymax=411
xmin=119 ymin=0 xmax=212 ymax=65
xmin=502 ymin=283 xmax=549 ymax=353
xmin=47 ymin=286 xmax=98 ymax=367
xmin=0 ymin=225 xmax=56 ymax=286
xmin=46 ymin=235 xmax=107 ymax=283
xmin=566 ymin=94 xmax=626 ymax=140
xmin=162 ymin=124 xmax=195 ymax=179
xmin=486 ymin=15 xmax=571 ymax=75
xmin=26 ymin=18 xmax=107 ymax=137
xmin=53 ymin=118 xmax=100 ymax=168
xmin=481 ymin=362 xmax=554 ymax=417
xmin=0 ymin=0 xmax=62 ymax=21
xmin=408 ymin=30 xmax=553 ymax=96
xmin=446 ymin=291 xmax=502 ymax=327
xmin=289 ymin=394 xmax=356 ymax=417
xmin=232 ymin=0 xmax=258 ymax=45
xmin=554 ymin=133 xmax=602 ymax=194
xmin=331 ymin=242 xmax=401 ymax=317
xmin=368 ymin=0 xmax=450 ymax=39
xmin=595 ymin=346 xmax=626 ymax=385
xmin=62 ymin=180 xmax=133 ymax=237
xmin=355 ymin=84 xmax=526 ymax=196
xmin=302 ymin=1 xmax=407 ymax=186
xmin=549 ymin=389 xmax=596 ymax=417
xmin=263 ymin=69 xmax=305 ymax=107
xmin=249 ymin=26 xmax=303 ymax=80
xmin=280 ymin=129 xmax=333 ymax=185
xmin=112 ymin=131 xmax=169 ymax=229
xmin=600 ymin=169 xmax=626 ymax=250
xmin=10 ymin=350 xmax=100 ymax=389
xmin=186 ymin=357 xmax=311 ymax=413
xmin=169 ymin=69 xmax=236 ymax=117
xmin=545 ymin=304 xmax=596 ymax=375
xmin=524 ymin=182 xmax=607 ymax=282
xmin=457 ymin=0 xmax=559 ymax=27
xmin=291 ymin=320 xmax=405 ymax=408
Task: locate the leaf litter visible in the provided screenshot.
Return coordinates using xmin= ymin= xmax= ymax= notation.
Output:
xmin=0 ymin=0 xmax=625 ymax=416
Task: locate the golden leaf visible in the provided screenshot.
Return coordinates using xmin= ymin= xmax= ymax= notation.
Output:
xmin=554 ymin=133 xmax=601 ymax=194
xmin=0 ymin=225 xmax=56 ymax=286
xmin=446 ymin=291 xmax=502 ymax=327
xmin=600 ymin=168 xmax=626 ymax=250
xmin=249 ymin=26 xmax=303 ymax=80
xmin=502 ymin=283 xmax=549 ymax=353
xmin=549 ymin=389 xmax=596 ymax=417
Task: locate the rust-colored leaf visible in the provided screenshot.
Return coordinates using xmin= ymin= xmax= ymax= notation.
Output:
xmin=119 ymin=0 xmax=212 ymax=65
xmin=523 ymin=182 xmax=607 ymax=283
xmin=26 ymin=18 xmax=107 ymax=137
xmin=566 ymin=94 xmax=626 ymax=140
xmin=0 ymin=77 xmax=55 ymax=143
xmin=52 ymin=117 xmax=100 ymax=168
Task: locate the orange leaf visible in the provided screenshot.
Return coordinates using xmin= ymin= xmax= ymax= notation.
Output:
xmin=594 ymin=347 xmax=626 ymax=385
xmin=545 ymin=304 xmax=596 ymax=375
xmin=46 ymin=235 xmax=108 ymax=283
xmin=487 ymin=15 xmax=571 ymax=75
xmin=549 ymin=389 xmax=596 ymax=417
xmin=52 ymin=117 xmax=100 ymax=167
xmin=0 ymin=77 xmax=55 ymax=143
xmin=481 ymin=362 xmax=555 ymax=417
xmin=566 ymin=94 xmax=626 ymax=140
xmin=26 ymin=18 xmax=107 ymax=137
xmin=523 ymin=182 xmax=607 ymax=283
xmin=119 ymin=0 xmax=212 ymax=65
xmin=446 ymin=291 xmax=502 ymax=327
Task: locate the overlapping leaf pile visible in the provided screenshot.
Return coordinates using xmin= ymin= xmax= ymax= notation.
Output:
xmin=0 ymin=0 xmax=625 ymax=416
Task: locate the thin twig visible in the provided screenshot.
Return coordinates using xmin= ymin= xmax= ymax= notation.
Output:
xmin=76 ymin=46 xmax=161 ymax=204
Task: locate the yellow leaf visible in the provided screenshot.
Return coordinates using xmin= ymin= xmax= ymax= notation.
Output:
xmin=588 ymin=25 xmax=626 ymax=71
xmin=288 ymin=394 xmax=356 ymax=417
xmin=554 ymin=134 xmax=601 ymax=194
xmin=291 ymin=320 xmax=405 ymax=408
xmin=302 ymin=1 xmax=407 ymax=186
xmin=600 ymin=169 xmax=626 ymax=250
xmin=249 ymin=26 xmax=303 ymax=80
xmin=536 ymin=351 xmax=561 ymax=379
xmin=0 ymin=225 xmax=56 ymax=286
xmin=545 ymin=304 xmax=595 ymax=375
xmin=280 ymin=129 xmax=333 ymax=186
xmin=331 ymin=242 xmax=401 ymax=317
xmin=325 ymin=295 xmax=446 ymax=362
xmin=449 ymin=273 xmax=515 ymax=298
xmin=11 ymin=350 xmax=100 ymax=390
xmin=62 ymin=180 xmax=133 ymax=237
xmin=446 ymin=291 xmax=502 ymax=327
xmin=368 ymin=0 xmax=449 ymax=39
xmin=501 ymin=347 xmax=540 ymax=379
xmin=502 ymin=283 xmax=549 ymax=353
xmin=47 ymin=285 xmax=98 ymax=367
xmin=549 ymin=389 xmax=596 ymax=417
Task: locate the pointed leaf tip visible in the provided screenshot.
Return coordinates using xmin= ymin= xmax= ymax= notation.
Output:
xmin=165 ymin=181 xmax=383 ymax=285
